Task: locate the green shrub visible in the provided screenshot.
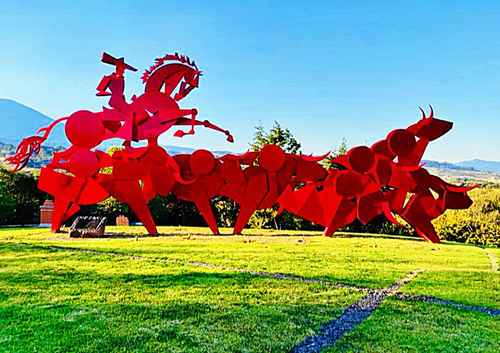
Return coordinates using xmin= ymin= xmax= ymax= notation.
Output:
xmin=213 ymin=196 xmax=238 ymax=228
xmin=96 ymin=197 xmax=131 ymax=222
xmin=0 ymin=167 xmax=45 ymax=225
xmin=342 ymin=215 xmax=415 ymax=237
xmin=433 ymin=187 xmax=500 ymax=246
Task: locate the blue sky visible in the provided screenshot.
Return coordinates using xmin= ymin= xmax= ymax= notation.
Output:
xmin=0 ymin=1 xmax=499 ymax=161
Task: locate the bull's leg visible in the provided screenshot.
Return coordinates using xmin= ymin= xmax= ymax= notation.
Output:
xmin=127 ymin=198 xmax=158 ymax=235
xmin=52 ymin=199 xmax=80 ymax=233
xmin=233 ymin=202 xmax=259 ymax=235
xmin=194 ymin=198 xmax=220 ymax=235
xmin=324 ymin=199 xmax=356 ymax=237
xmin=109 ymin=181 xmax=158 ymax=235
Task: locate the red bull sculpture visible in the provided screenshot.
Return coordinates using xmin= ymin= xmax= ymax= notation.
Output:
xmin=7 ymin=52 xmax=475 ymax=242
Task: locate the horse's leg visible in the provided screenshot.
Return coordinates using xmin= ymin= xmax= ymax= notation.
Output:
xmin=174 ymin=117 xmax=234 ymax=142
xmin=233 ymin=175 xmax=267 ymax=234
xmin=173 ymin=109 xmax=198 ymax=137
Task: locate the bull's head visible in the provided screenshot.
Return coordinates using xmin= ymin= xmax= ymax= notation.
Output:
xmin=407 ymin=106 xmax=453 ymax=141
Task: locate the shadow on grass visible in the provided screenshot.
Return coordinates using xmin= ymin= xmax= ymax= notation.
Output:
xmin=0 ymin=299 xmax=344 ymax=353
xmin=0 ymin=266 xmax=267 ymax=291
xmin=0 ymin=241 xmax=397 ymax=289
xmin=0 ymin=250 xmax=350 ymax=353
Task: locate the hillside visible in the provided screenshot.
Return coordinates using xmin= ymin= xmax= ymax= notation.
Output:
xmin=456 ymin=159 xmax=500 ymax=173
xmin=0 ymin=98 xmax=67 ymax=145
xmin=423 ymin=159 xmax=500 ymax=174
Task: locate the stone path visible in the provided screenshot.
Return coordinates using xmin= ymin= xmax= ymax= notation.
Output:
xmin=289 ymin=270 xmax=422 ymax=353
xmin=484 ymin=249 xmax=498 ymax=272
xmin=394 ymin=293 xmax=500 ymax=316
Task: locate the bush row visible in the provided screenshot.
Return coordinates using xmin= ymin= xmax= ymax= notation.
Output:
xmin=433 ymin=187 xmax=500 ymax=246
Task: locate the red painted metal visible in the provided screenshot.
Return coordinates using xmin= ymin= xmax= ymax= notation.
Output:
xmin=7 ymin=53 xmax=474 ymax=242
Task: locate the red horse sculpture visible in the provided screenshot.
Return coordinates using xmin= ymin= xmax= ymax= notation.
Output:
xmin=7 ymin=52 xmax=474 ymax=243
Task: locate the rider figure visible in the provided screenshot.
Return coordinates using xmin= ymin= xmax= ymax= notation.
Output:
xmin=96 ymin=53 xmax=145 ymax=142
xmin=96 ymin=53 xmax=136 ymax=113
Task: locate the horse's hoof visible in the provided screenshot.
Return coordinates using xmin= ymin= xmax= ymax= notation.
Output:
xmin=174 ymin=130 xmax=185 ymax=137
xmin=227 ymin=135 xmax=234 ymax=143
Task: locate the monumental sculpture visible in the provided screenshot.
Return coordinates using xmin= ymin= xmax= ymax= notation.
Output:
xmin=7 ymin=52 xmax=474 ymax=242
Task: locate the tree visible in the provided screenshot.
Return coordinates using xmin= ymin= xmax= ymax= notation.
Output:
xmin=250 ymin=121 xmax=301 ymax=154
xmin=0 ymin=182 xmax=16 ymax=224
xmin=248 ymin=122 xmax=312 ymax=230
xmin=323 ymin=138 xmax=349 ymax=169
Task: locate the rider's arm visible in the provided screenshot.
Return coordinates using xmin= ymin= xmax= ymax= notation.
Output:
xmin=96 ymin=75 xmax=113 ymax=96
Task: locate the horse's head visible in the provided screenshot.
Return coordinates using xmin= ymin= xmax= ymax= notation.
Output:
xmin=142 ymin=53 xmax=202 ymax=101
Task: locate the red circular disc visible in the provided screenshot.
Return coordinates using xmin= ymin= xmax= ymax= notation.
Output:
xmin=65 ymin=110 xmax=105 ymax=148
xmin=348 ymin=146 xmax=375 ymax=174
xmin=259 ymin=144 xmax=285 ymax=172
xmin=386 ymin=129 xmax=416 ymax=157
xmin=190 ymin=149 xmax=216 ymax=175
xmin=335 ymin=170 xmax=364 ymax=197
xmin=371 ymin=139 xmax=395 ymax=159
xmin=68 ymin=149 xmax=99 ymax=177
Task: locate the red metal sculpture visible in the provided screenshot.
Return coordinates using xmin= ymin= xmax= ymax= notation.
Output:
xmin=7 ymin=52 xmax=474 ymax=243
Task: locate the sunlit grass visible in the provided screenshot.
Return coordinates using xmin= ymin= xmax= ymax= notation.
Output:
xmin=0 ymin=226 xmax=498 ymax=352
xmin=326 ymin=299 xmax=499 ymax=353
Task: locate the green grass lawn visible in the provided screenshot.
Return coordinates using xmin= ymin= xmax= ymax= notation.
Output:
xmin=0 ymin=226 xmax=498 ymax=353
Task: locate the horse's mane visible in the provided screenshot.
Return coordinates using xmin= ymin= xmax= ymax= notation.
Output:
xmin=141 ymin=53 xmax=199 ymax=84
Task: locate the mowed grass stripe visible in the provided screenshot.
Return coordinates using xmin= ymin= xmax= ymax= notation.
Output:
xmin=1 ymin=226 xmax=493 ymax=289
xmin=5 ymin=241 xmax=499 ymax=315
xmin=1 ymin=226 xmax=497 ymax=307
xmin=0 ymin=243 xmax=364 ymax=353
xmin=3 ymin=242 xmax=370 ymax=292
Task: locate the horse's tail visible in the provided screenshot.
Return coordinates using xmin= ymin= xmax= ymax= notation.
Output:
xmin=6 ymin=116 xmax=68 ymax=171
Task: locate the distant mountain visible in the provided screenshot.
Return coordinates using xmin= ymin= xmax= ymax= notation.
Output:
xmin=423 ymin=159 xmax=500 ymax=174
xmin=0 ymin=98 xmax=67 ymax=146
xmin=455 ymin=159 xmax=500 ymax=173
xmin=422 ymin=160 xmax=475 ymax=171
xmin=163 ymin=145 xmax=232 ymax=157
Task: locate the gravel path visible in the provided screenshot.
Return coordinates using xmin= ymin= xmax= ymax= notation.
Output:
xmin=289 ymin=270 xmax=422 ymax=353
xmin=484 ymin=249 xmax=498 ymax=272
xmin=394 ymin=293 xmax=500 ymax=316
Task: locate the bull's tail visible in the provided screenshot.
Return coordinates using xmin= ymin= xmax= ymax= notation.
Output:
xmin=6 ymin=116 xmax=68 ymax=171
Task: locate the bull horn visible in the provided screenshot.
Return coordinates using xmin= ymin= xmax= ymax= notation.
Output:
xmin=419 ymin=106 xmax=426 ymax=119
